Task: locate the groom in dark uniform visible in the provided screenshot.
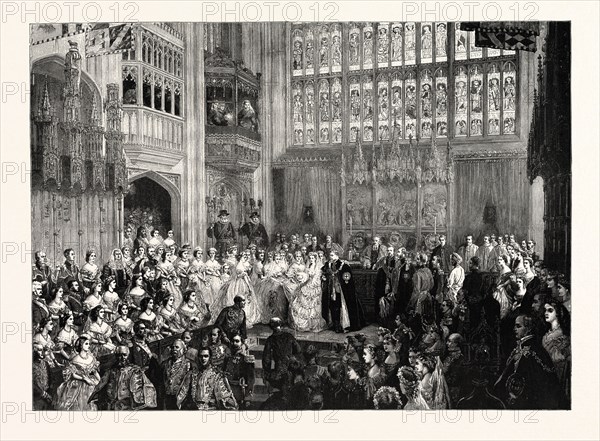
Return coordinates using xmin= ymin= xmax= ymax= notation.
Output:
xmin=240 ymin=211 xmax=269 ymax=249
xmin=494 ymin=314 xmax=563 ymax=409
xmin=207 ymin=210 xmax=237 ymax=261
xmin=322 ymin=250 xmax=366 ymax=333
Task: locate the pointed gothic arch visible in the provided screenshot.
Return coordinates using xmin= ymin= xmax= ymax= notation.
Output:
xmin=127 ymin=170 xmax=182 ymax=241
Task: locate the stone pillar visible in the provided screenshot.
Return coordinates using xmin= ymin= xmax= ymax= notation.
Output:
xmin=242 ymin=22 xmax=288 ymax=237
xmin=182 ymin=23 xmax=207 ymax=247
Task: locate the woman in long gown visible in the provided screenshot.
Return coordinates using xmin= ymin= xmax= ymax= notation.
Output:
xmin=124 ymin=274 xmax=148 ymax=313
xmin=32 ymin=317 xmax=60 ymax=368
xmin=173 ymin=248 xmax=191 ymax=292
xmin=80 ymin=250 xmax=101 ymax=292
xmin=56 ymin=313 xmax=78 ymax=364
xmin=492 ymin=256 xmax=515 ymax=320
xmin=278 ymin=250 xmax=290 ymax=273
xmin=121 ymin=245 xmax=135 ymax=275
xmin=101 ymin=248 xmax=131 ymax=297
xmin=132 ymin=246 xmax=149 ymax=275
xmin=83 ymin=281 xmax=105 ymax=314
xmin=362 ymin=344 xmax=386 ymax=407
xmin=148 ymin=229 xmax=164 ymax=249
xmin=112 ymin=303 xmax=134 ymax=348
xmin=542 ymin=300 xmax=571 ymax=407
xmin=102 ymin=276 xmax=120 ymax=324
xmin=282 ymin=251 xmax=308 ymax=303
xmin=397 ymin=366 xmax=430 ymax=410
xmin=415 ymin=354 xmax=451 ymax=409
xmin=381 ymin=333 xmax=402 ymax=389
xmin=178 ymin=290 xmax=210 ymax=331
xmin=136 ymin=297 xmax=164 ymax=342
xmin=83 ymin=305 xmax=116 ymax=357
xmin=54 ymin=336 xmax=101 ymax=411
xmin=158 ymin=293 xmax=186 ymax=335
xmin=289 ymin=252 xmax=327 ymax=332
xmin=255 ymin=252 xmax=288 ymax=324
xmin=156 ymin=249 xmax=184 ymax=309
xmin=188 ymin=247 xmax=214 ymax=312
xmin=251 ymin=249 xmax=267 ymax=285
xmin=47 ymin=286 xmax=70 ymax=334
xmin=204 ymin=248 xmax=223 ymax=317
xmin=215 ymin=250 xmax=261 ymax=327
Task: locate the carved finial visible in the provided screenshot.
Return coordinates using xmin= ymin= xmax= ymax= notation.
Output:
xmin=37 ymin=81 xmax=54 ymax=121
xmin=90 ymin=93 xmax=100 ymax=126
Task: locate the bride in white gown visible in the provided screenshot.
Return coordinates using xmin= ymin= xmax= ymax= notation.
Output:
xmin=289 ymin=252 xmax=327 ymax=332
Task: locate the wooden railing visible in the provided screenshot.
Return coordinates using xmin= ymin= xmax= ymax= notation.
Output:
xmin=122 ymin=106 xmax=184 ymax=152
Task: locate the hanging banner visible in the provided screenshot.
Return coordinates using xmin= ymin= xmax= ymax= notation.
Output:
xmin=85 ymin=23 xmax=134 ymax=57
xmin=460 ymin=22 xmax=540 ymax=52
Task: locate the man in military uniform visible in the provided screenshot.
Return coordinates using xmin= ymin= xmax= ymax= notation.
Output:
xmin=88 ymin=346 xmax=157 ymax=410
xmin=55 ymin=248 xmax=86 ymax=293
xmin=207 ymin=210 xmax=237 ymax=260
xmin=494 ymin=314 xmax=562 ymax=409
xmin=178 ymin=347 xmax=238 ymax=410
xmin=32 ymin=251 xmax=54 ymax=300
xmin=32 ymin=281 xmax=50 ymax=328
xmin=223 ymin=333 xmax=256 ymax=409
xmin=240 ymin=211 xmax=269 ymax=249
xmin=32 ymin=343 xmax=52 ymax=410
xmin=161 ymin=339 xmax=192 ymax=409
xmin=214 ymin=295 xmax=247 ymax=342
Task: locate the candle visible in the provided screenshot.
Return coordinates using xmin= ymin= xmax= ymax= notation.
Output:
xmin=349 ymin=216 xmax=352 ymax=237
xmin=434 ymin=216 xmax=437 ymax=236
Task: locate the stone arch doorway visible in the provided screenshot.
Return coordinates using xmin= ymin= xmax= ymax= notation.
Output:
xmin=125 ymin=171 xmax=181 ymax=241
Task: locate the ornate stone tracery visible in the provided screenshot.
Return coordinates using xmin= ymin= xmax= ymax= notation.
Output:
xmin=341 ymin=135 xmax=454 ymax=250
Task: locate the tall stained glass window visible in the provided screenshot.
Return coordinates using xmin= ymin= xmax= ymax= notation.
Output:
xmin=435 ymin=68 xmax=448 ymax=137
xmin=290 ymin=22 xmax=518 ymax=146
xmin=404 ymin=22 xmax=416 ymax=65
xmin=377 ymin=74 xmax=390 ymax=141
xmin=469 ymin=65 xmax=483 ymax=136
xmin=503 ymin=61 xmax=517 ymax=134
xmin=362 ymin=75 xmax=374 ymax=141
xmin=405 ymin=71 xmax=417 ymax=138
xmin=331 ymin=78 xmax=342 ymax=143
xmin=454 ymin=65 xmax=468 ymax=137
xmin=377 ymin=23 xmax=390 ymax=67
xmin=420 ymin=22 xmax=433 ymax=64
xmin=420 ymin=69 xmax=433 ymax=138
xmin=435 ymin=22 xmax=447 ymax=62
xmin=390 ymin=23 xmax=403 ymax=66
xmin=487 ymin=63 xmax=501 ymax=135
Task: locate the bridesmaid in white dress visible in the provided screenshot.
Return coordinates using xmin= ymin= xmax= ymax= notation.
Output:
xmin=255 ymin=252 xmax=288 ymax=324
xmin=204 ymin=248 xmax=224 ymax=318
xmin=156 ymin=249 xmax=183 ymax=309
xmin=188 ymin=247 xmax=214 ymax=310
xmin=282 ymin=251 xmax=308 ymax=303
xmin=214 ymin=250 xmax=261 ymax=327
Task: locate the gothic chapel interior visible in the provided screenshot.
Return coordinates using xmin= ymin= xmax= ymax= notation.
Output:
xmin=29 ymin=21 xmax=570 ymax=274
